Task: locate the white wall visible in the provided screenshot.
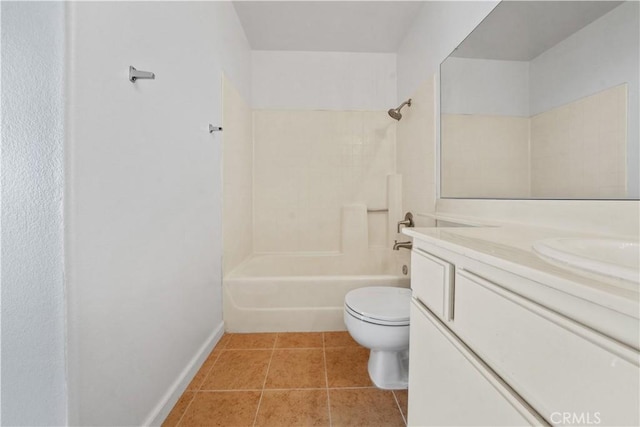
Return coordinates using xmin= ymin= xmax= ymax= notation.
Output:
xmin=440 ymin=57 xmax=530 ymax=116
xmin=1 ymin=2 xmax=68 ymax=425
xmin=252 ymin=50 xmax=396 ymax=110
xmin=65 ymin=2 xmax=250 ymax=425
xmin=396 ymin=1 xmax=499 ymax=101
xmin=529 ymin=1 xmax=639 ymax=198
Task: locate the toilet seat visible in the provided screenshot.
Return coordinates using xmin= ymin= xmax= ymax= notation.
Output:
xmin=345 ymin=287 xmax=411 ymax=326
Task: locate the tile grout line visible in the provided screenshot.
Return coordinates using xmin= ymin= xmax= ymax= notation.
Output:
xmin=173 ymin=393 xmax=196 ymax=427
xmin=322 ymin=333 xmax=333 ymax=427
xmin=174 ymin=335 xmax=228 ymax=427
xmin=327 ymin=386 xmax=377 ymax=390
xmin=192 ymin=385 xmax=377 ymax=392
xmin=251 ymin=336 xmax=277 ymax=427
xmin=194 ymin=351 xmax=223 ymax=390
xmin=392 ymin=390 xmax=407 ymax=426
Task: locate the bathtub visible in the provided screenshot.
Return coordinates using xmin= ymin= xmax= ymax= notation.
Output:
xmin=223 ymin=250 xmax=411 ymax=332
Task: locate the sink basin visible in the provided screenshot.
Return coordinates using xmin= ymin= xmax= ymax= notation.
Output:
xmin=532 ymin=238 xmax=639 ymax=283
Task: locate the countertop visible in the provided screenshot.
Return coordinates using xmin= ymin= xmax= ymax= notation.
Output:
xmin=403 ymin=226 xmax=639 ymax=320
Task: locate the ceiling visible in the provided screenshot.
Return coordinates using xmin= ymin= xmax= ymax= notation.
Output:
xmin=452 ymin=1 xmax=623 ymax=61
xmin=233 ymin=1 xmax=425 ymax=53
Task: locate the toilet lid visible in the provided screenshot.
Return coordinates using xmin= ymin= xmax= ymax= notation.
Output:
xmin=345 ymin=287 xmax=411 ymax=324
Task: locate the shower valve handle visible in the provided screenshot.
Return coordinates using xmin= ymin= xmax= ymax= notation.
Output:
xmin=397 ymin=212 xmax=414 ymax=233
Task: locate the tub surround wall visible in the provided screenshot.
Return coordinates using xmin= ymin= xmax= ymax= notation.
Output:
xmin=441 ymin=114 xmax=531 ymax=198
xmin=530 ymin=85 xmax=627 ymax=198
xmin=65 ymin=2 xmax=250 ymax=425
xmin=341 ymin=204 xmax=369 ymax=255
xmin=441 ymin=84 xmax=628 ymax=199
xmin=1 ymin=3 xmax=67 ymax=424
xmin=253 ymin=110 xmax=396 ymax=253
xmin=222 ymin=76 xmax=254 ymax=274
xmin=387 ymin=174 xmax=403 ymax=246
xmin=395 ymin=76 xmax=438 ymax=228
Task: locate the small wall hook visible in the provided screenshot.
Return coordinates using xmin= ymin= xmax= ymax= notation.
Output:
xmin=129 ymin=66 xmax=155 ymax=83
xmin=209 ymin=125 xmax=223 ymax=133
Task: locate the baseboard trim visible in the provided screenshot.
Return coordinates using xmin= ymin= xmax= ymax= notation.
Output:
xmin=143 ymin=322 xmax=225 ymax=426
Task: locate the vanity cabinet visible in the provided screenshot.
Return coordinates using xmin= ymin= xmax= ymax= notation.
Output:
xmin=407 ymin=242 xmax=640 ymax=427
xmin=409 ymin=299 xmax=541 ymax=426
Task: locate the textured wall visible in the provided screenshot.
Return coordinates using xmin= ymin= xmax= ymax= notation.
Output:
xmin=1 ymin=2 xmax=67 ymax=425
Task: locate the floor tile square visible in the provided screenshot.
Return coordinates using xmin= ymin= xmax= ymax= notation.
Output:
xmin=161 ymin=391 xmax=194 ymax=427
xmin=201 ymin=350 xmax=271 ymax=390
xmin=179 ymin=391 xmax=261 ymax=427
xmin=255 ymin=389 xmax=330 ymax=427
xmin=323 ymin=331 xmax=360 ymax=348
xmin=329 ymin=388 xmax=405 ymax=427
xmin=325 ymin=347 xmax=372 ymax=388
xmin=276 ymin=332 xmax=323 ymax=348
xmin=265 ymin=349 xmax=326 ymax=389
xmin=226 ymin=333 xmax=277 ymax=349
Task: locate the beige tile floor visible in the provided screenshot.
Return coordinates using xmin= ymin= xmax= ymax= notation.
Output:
xmin=163 ymin=332 xmax=408 ymax=427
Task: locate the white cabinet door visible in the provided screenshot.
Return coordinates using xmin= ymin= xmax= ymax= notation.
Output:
xmin=408 ymin=299 xmax=544 ymax=427
xmin=452 ymin=270 xmax=640 ymax=426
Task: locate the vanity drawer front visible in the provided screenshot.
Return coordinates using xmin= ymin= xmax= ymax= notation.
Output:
xmin=410 ymin=249 xmax=453 ymax=319
xmin=453 ymin=270 xmax=640 ymax=426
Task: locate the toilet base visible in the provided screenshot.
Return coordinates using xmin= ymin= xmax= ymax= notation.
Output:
xmin=367 ymin=348 xmax=409 ymax=390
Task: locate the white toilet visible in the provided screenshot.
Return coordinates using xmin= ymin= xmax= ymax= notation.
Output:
xmin=344 ymin=286 xmax=411 ymax=390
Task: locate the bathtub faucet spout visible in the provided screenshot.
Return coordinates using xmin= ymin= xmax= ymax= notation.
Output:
xmin=393 ymin=240 xmax=413 ymax=251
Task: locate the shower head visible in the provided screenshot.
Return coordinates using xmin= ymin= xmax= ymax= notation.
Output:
xmin=388 ymin=99 xmax=412 ymax=121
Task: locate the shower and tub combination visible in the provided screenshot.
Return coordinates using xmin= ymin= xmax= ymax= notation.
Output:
xmin=223 ymin=97 xmax=416 ymax=387
xmin=223 ymin=248 xmax=410 ymax=332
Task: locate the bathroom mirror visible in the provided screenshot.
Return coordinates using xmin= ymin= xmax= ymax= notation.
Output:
xmin=439 ymin=1 xmax=639 ymax=200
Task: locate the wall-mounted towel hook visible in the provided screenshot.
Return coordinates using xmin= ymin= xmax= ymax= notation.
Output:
xmin=209 ymin=125 xmax=223 ymax=133
xmin=129 ymin=66 xmax=155 ymax=83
